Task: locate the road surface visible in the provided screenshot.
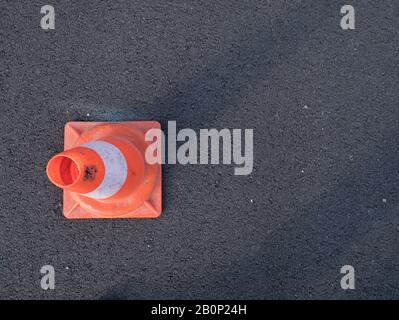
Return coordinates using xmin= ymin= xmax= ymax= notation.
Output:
xmin=0 ymin=0 xmax=398 ymax=299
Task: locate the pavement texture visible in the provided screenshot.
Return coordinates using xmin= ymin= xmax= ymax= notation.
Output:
xmin=0 ymin=0 xmax=398 ymax=299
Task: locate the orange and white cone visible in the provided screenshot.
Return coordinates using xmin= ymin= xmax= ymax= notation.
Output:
xmin=46 ymin=121 xmax=162 ymax=219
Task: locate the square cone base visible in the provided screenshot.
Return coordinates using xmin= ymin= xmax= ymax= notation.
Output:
xmin=62 ymin=121 xmax=162 ymax=219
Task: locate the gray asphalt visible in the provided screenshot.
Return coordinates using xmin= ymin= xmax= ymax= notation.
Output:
xmin=0 ymin=0 xmax=398 ymax=299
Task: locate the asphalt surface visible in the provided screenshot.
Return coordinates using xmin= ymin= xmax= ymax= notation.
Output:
xmin=0 ymin=0 xmax=398 ymax=299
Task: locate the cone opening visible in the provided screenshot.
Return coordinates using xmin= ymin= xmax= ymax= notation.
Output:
xmin=47 ymin=155 xmax=80 ymax=188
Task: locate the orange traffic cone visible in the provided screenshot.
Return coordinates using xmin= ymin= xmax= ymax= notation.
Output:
xmin=46 ymin=121 xmax=162 ymax=219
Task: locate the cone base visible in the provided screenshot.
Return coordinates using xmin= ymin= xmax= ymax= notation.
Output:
xmin=61 ymin=121 xmax=162 ymax=219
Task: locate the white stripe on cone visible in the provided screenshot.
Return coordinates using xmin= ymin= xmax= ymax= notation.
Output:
xmin=82 ymin=141 xmax=128 ymax=199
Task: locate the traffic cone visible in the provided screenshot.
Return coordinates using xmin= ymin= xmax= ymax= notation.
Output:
xmin=46 ymin=121 xmax=162 ymax=219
